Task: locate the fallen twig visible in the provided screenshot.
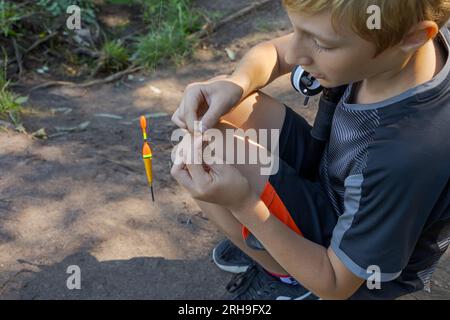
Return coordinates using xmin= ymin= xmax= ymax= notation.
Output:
xmin=25 ymin=32 xmax=59 ymax=55
xmin=190 ymin=0 xmax=272 ymax=40
xmin=12 ymin=39 xmax=23 ymax=76
xmin=30 ymin=65 xmax=144 ymax=91
xmin=73 ymin=47 xmax=100 ymax=58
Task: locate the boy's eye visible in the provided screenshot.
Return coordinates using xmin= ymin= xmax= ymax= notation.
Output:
xmin=312 ymin=39 xmax=333 ymax=52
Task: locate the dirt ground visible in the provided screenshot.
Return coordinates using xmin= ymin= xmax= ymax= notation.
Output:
xmin=0 ymin=1 xmax=448 ymax=299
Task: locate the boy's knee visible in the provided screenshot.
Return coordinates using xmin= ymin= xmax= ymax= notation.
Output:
xmin=194 ymin=199 xmax=244 ymax=239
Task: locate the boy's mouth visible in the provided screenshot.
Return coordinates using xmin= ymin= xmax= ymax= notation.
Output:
xmin=302 ymin=67 xmax=325 ymax=80
xmin=309 ymin=72 xmax=325 ymax=79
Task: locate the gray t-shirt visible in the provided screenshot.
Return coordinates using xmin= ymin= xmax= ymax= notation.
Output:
xmin=319 ymin=27 xmax=450 ymax=298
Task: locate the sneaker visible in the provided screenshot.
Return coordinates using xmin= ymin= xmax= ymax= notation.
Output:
xmin=226 ymin=263 xmax=320 ymax=300
xmin=212 ymin=239 xmax=254 ymax=274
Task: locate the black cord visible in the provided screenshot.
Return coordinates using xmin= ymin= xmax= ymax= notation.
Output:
xmin=301 ymin=85 xmax=348 ymax=181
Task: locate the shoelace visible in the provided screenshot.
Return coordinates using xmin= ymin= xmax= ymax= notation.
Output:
xmin=226 ymin=264 xmax=284 ymax=300
xmin=227 ymin=266 xmax=305 ymax=300
xmin=225 ymin=263 xmax=259 ymax=294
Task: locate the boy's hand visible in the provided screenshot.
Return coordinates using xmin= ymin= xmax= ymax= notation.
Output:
xmin=170 ymin=134 xmax=254 ymax=210
xmin=171 ymin=75 xmax=245 ymax=133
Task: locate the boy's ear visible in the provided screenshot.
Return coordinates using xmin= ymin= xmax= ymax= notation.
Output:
xmin=399 ymin=21 xmax=439 ymax=53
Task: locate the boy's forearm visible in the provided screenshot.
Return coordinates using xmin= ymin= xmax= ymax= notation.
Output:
xmin=230 ymin=194 xmax=360 ymax=300
xmin=229 ymin=42 xmax=281 ymax=100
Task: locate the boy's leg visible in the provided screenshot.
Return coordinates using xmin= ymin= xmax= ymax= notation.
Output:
xmin=196 ymin=201 xmax=289 ymax=275
xmin=192 ymin=91 xmax=290 ymax=275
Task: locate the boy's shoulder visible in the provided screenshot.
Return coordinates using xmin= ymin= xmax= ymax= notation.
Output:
xmin=361 ymin=100 xmax=450 ymax=186
xmin=342 ymin=27 xmax=450 ymax=173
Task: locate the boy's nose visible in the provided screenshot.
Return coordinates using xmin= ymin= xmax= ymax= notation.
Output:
xmin=285 ymin=37 xmax=314 ymax=66
xmin=285 ymin=51 xmax=313 ymax=67
xmin=297 ymin=56 xmax=313 ymax=66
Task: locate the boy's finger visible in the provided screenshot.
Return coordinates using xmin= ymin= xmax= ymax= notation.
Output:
xmin=185 ymin=163 xmax=211 ymax=187
xmin=171 ymin=108 xmax=187 ymax=129
xmin=200 ymin=106 xmax=222 ymax=132
xmin=170 ymin=162 xmax=193 ymax=190
xmin=185 ymin=135 xmax=211 ymax=185
xmin=184 ymin=90 xmax=201 ymax=133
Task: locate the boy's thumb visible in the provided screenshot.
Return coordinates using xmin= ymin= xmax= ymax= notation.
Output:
xmin=200 ymin=107 xmax=222 ymax=132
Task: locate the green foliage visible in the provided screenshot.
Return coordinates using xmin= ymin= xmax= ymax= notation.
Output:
xmin=1 ymin=0 xmax=205 ymax=78
xmin=0 ymin=0 xmax=98 ymax=39
xmin=0 ymin=0 xmax=27 ymax=37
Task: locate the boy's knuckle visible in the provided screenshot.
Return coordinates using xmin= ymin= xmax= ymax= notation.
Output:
xmin=186 ymin=83 xmax=197 ymax=91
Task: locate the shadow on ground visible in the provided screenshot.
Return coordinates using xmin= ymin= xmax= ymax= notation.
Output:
xmin=2 ymin=252 xmax=231 ymax=299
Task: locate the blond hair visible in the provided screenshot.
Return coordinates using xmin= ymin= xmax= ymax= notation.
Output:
xmin=282 ymin=0 xmax=450 ymax=54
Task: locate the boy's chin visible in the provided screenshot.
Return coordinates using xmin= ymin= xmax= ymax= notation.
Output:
xmin=319 ymin=78 xmax=333 ymax=88
xmin=320 ymin=78 xmax=346 ymax=88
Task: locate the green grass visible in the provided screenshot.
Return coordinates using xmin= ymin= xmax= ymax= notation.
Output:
xmin=133 ymin=0 xmax=204 ymax=68
xmin=134 ymin=24 xmax=193 ymax=68
xmin=100 ymin=40 xmax=130 ymax=72
xmin=0 ymin=69 xmax=27 ymax=121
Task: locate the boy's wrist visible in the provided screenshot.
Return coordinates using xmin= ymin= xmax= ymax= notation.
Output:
xmin=228 ymin=192 xmax=268 ymax=222
xmin=228 ymin=73 xmax=252 ymax=100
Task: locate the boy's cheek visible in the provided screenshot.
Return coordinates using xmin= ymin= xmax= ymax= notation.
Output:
xmin=322 ymin=60 xmax=371 ymax=86
xmin=318 ymin=67 xmax=353 ymax=87
xmin=319 ymin=48 xmax=376 ymax=84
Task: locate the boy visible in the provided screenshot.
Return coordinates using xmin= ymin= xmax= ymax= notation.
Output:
xmin=170 ymin=0 xmax=450 ymax=299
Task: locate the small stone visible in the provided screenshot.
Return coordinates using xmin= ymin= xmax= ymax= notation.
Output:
xmin=31 ymin=128 xmax=48 ymax=139
xmin=149 ymin=85 xmax=162 ymax=94
xmin=225 ymin=48 xmax=236 ymax=61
